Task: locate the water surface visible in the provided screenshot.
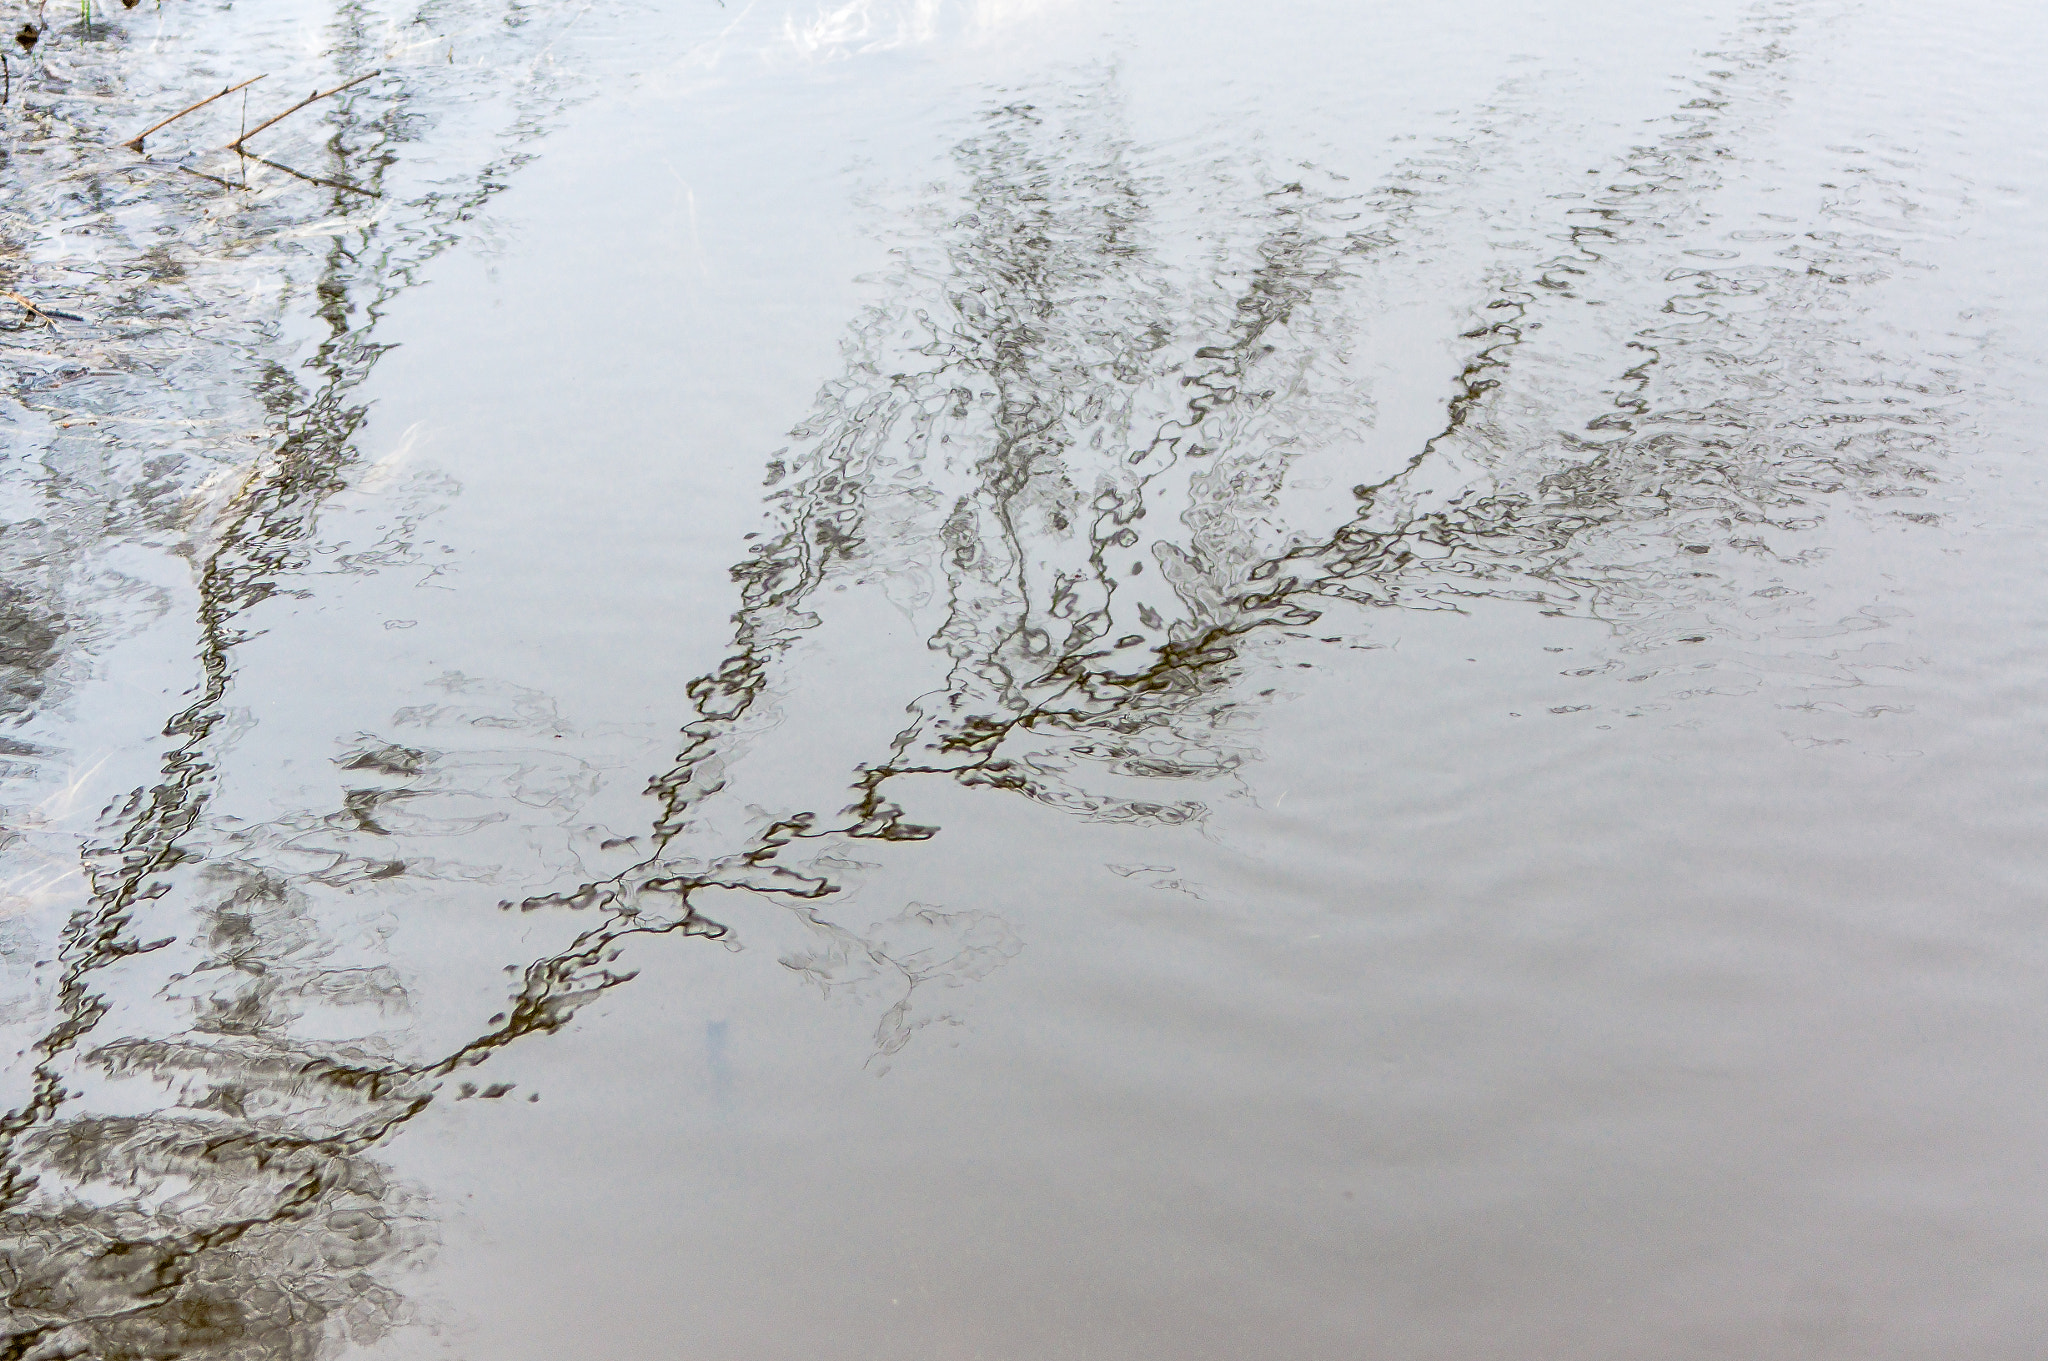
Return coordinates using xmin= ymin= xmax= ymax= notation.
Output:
xmin=3 ymin=1 xmax=2047 ymax=1357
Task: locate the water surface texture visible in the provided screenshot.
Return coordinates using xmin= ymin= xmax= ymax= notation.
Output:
xmin=3 ymin=1 xmax=2047 ymax=1357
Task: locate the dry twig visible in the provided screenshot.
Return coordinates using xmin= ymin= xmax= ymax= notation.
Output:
xmin=228 ymin=70 xmax=380 ymax=152
xmin=123 ymin=74 xmax=267 ymax=151
xmin=4 ymin=290 xmax=65 ymax=326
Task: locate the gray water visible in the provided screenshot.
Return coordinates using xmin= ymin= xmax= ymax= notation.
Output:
xmin=3 ymin=1 xmax=2047 ymax=1357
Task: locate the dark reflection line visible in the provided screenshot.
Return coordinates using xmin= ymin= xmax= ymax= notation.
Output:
xmin=240 ymin=151 xmax=381 ymax=199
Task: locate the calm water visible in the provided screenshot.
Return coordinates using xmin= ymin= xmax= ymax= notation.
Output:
xmin=4 ymin=1 xmax=2047 ymax=1357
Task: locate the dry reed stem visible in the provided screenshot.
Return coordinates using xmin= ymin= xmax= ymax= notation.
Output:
xmin=227 ymin=70 xmax=380 ymax=152
xmin=123 ymin=74 xmax=267 ymax=152
xmin=3 ymin=290 xmax=61 ymax=326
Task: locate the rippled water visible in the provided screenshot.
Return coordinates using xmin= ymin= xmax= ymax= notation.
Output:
xmin=3 ymin=1 xmax=2046 ymax=1356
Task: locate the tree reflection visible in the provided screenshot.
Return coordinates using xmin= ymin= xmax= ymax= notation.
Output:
xmin=0 ymin=8 xmax=1959 ymax=1356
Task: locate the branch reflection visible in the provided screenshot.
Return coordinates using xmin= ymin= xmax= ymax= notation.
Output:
xmin=0 ymin=8 xmax=1960 ymax=1355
